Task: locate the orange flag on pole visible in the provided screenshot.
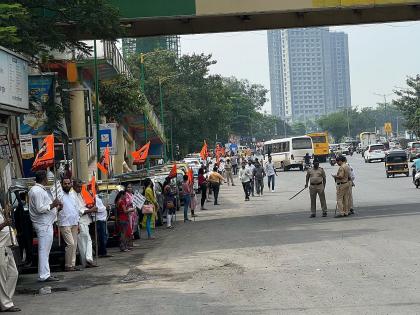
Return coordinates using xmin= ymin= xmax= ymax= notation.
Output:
xmin=168 ymin=164 xmax=177 ymax=179
xmin=97 ymin=146 xmax=110 ymax=175
xmin=200 ymin=140 xmax=208 ymax=161
xmin=32 ymin=134 xmax=55 ymax=171
xmin=131 ymin=141 xmax=150 ymax=165
xmin=187 ymin=167 xmax=193 ymax=184
xmin=89 ymin=176 xmax=96 ymax=199
xmin=81 ymin=184 xmax=95 ymax=208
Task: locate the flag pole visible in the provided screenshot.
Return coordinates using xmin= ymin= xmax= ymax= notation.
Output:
xmin=53 ymin=163 xmax=61 ymax=247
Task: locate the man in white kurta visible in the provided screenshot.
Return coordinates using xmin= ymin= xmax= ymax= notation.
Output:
xmin=0 ymin=205 xmax=19 ymax=312
xmin=28 ymin=170 xmax=61 ymax=282
xmin=73 ymin=180 xmax=97 ymax=268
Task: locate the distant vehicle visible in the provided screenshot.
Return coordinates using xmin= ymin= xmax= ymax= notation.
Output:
xmin=360 ymin=132 xmax=378 ymax=156
xmin=406 ymin=142 xmax=420 ymax=161
xmin=338 ymin=143 xmax=350 ymax=155
xmin=364 ymin=144 xmax=386 ymax=163
xmin=183 ymin=157 xmax=201 ymax=166
xmin=384 ymin=150 xmax=409 ymax=178
xmin=308 ymin=132 xmax=329 ymax=162
xmin=264 ymin=136 xmax=314 ymax=171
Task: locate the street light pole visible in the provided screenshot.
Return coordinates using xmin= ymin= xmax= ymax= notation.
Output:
xmin=140 ymin=53 xmax=150 ymax=170
xmin=158 ymin=78 xmax=167 ymax=162
xmin=93 ymin=40 xmax=101 ymax=178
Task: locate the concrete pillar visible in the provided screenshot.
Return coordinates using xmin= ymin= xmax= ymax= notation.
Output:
xmin=113 ymin=125 xmax=124 ymax=175
xmin=70 ymin=84 xmax=88 ymax=181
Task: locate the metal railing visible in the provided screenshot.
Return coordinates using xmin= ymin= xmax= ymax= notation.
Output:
xmin=144 ymin=101 xmax=165 ymax=141
xmin=86 ymin=138 xmax=96 ymax=164
xmin=103 ymin=41 xmax=132 ymax=78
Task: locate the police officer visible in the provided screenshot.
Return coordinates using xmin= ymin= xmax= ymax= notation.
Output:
xmin=332 ymin=155 xmax=351 ymax=218
xmin=305 ymin=159 xmax=327 ymax=218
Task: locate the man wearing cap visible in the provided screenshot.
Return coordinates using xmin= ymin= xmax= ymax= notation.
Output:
xmin=305 ymin=160 xmax=327 ymax=218
xmin=332 ymin=156 xmax=351 ymax=218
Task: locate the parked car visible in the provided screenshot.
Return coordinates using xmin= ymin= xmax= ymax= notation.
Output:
xmin=364 ymin=144 xmax=386 ymax=163
xmin=406 ymin=142 xmax=420 ymax=161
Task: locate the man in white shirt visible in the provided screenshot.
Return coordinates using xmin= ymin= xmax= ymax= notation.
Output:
xmin=265 ymin=156 xmax=278 ymax=192
xmin=93 ymin=185 xmax=111 ymax=258
xmin=59 ymin=178 xmax=80 ymax=272
xmin=246 ymin=160 xmax=256 ymax=197
xmin=73 ymin=180 xmax=97 ymax=268
xmin=28 ymin=170 xmax=62 ymax=282
xmin=0 ymin=204 xmax=20 ymax=312
xmin=239 ymin=161 xmax=252 ymax=201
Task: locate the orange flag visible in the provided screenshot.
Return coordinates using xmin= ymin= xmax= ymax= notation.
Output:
xmin=97 ymin=146 xmax=110 ymax=174
xmin=168 ymin=164 xmax=177 ymax=179
xmin=32 ymin=134 xmax=55 ymax=171
xmin=89 ymin=176 xmax=96 ymax=199
xmin=187 ymin=167 xmax=193 ymax=184
xmin=131 ymin=141 xmax=150 ymax=165
xmin=81 ymin=184 xmax=95 ymax=208
xmin=200 ymin=141 xmax=208 ymax=161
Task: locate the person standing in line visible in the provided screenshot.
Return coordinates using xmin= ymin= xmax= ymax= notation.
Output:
xmin=305 ymin=160 xmax=327 ymax=218
xmin=93 ymin=184 xmax=112 ymax=258
xmin=198 ymin=168 xmax=208 ymax=210
xmin=0 ymin=203 xmax=20 ymax=312
xmin=124 ymin=184 xmax=137 ymax=247
xmin=265 ymin=156 xmax=278 ymax=192
xmin=208 ymin=167 xmax=225 ymax=206
xmin=246 ymin=160 xmax=256 ymax=197
xmin=163 ymin=185 xmax=176 ymax=229
xmin=253 ymin=161 xmax=266 ymax=196
xmin=143 ymin=179 xmax=159 ymax=239
xmin=225 ymin=159 xmax=235 ymax=186
xmin=332 ymin=156 xmax=351 ymax=218
xmin=239 ymin=161 xmax=252 ymax=201
xmin=59 ymin=178 xmax=81 ymax=272
xmin=181 ymin=175 xmax=192 ymax=222
xmin=73 ymin=180 xmax=97 ymax=268
xmin=29 ymin=170 xmax=62 ymax=282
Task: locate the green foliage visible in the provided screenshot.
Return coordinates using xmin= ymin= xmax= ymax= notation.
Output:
xmin=99 ymin=75 xmax=146 ymax=123
xmin=393 ymin=75 xmax=420 ymax=137
xmin=2 ymin=1 xmax=122 ymax=57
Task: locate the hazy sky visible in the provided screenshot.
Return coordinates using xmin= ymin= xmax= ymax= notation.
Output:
xmin=181 ymin=22 xmax=420 ymax=114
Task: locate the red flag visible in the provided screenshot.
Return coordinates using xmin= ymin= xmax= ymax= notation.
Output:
xmin=168 ymin=164 xmax=177 ymax=179
xmin=97 ymin=146 xmax=110 ymax=175
xmin=200 ymin=141 xmax=208 ymax=161
xmin=32 ymin=134 xmax=55 ymax=171
xmin=131 ymin=141 xmax=150 ymax=165
xmin=81 ymin=184 xmax=95 ymax=208
xmin=187 ymin=167 xmax=193 ymax=184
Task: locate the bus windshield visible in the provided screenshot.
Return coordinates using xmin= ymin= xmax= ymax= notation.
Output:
xmin=311 ymin=136 xmax=327 ymax=144
xmin=292 ymin=138 xmax=312 ymax=150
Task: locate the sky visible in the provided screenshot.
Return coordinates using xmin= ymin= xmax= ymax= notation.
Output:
xmin=180 ymin=22 xmax=420 ymax=114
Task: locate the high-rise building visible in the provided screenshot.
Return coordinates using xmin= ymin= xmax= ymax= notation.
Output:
xmin=267 ymin=28 xmax=351 ymax=122
xmin=122 ymin=36 xmax=181 ymax=58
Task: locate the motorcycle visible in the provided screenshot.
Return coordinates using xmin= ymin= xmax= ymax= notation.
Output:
xmin=414 ymin=170 xmax=420 ymax=188
xmin=303 ymin=161 xmax=311 ymax=171
xmin=329 ymin=156 xmax=337 ymax=166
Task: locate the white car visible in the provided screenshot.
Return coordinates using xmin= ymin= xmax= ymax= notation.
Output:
xmin=364 ymin=144 xmax=386 ymax=163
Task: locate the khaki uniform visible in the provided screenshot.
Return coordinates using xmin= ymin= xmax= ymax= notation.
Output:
xmin=306 ymin=167 xmax=327 ymax=214
xmin=335 ymin=163 xmax=351 ymax=215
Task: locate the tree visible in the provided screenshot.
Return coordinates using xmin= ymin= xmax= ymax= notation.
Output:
xmin=2 ymin=0 xmax=122 ymax=57
xmin=393 ymin=75 xmax=420 ymax=136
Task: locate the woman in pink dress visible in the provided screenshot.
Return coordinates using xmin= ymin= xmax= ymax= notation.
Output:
xmin=124 ymin=184 xmax=138 ymax=247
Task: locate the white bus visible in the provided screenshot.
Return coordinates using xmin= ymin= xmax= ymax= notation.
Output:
xmin=264 ymin=136 xmax=314 ymax=171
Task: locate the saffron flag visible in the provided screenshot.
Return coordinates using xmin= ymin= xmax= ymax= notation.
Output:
xmin=81 ymin=184 xmax=95 ymax=208
xmin=200 ymin=141 xmax=208 ymax=161
xmin=168 ymin=164 xmax=177 ymax=179
xmin=131 ymin=141 xmax=150 ymax=165
xmin=32 ymin=134 xmax=55 ymax=171
xmin=97 ymin=146 xmax=110 ymax=175
xmin=89 ymin=176 xmax=96 ymax=199
xmin=187 ymin=167 xmax=193 ymax=184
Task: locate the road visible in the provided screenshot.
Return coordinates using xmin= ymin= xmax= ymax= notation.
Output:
xmin=14 ymin=155 xmax=420 ymax=314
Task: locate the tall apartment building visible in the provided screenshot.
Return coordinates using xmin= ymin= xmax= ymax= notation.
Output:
xmin=122 ymin=36 xmax=181 ymax=58
xmin=267 ymin=28 xmax=351 ymax=122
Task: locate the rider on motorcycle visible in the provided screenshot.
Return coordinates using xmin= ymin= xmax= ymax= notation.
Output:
xmin=412 ymin=153 xmax=420 ymax=182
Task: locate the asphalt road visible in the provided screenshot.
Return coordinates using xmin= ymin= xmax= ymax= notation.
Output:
xmin=14 ymin=155 xmax=420 ymax=314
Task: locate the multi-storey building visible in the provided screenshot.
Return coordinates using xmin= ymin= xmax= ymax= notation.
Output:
xmin=268 ymin=28 xmax=351 ymax=122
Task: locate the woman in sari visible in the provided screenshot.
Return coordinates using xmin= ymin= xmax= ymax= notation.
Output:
xmin=115 ymin=190 xmax=135 ymax=252
xmin=124 ymin=183 xmax=138 ymax=247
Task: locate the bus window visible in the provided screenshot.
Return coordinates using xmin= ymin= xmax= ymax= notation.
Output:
xmin=292 ymin=138 xmax=312 ymax=150
xmin=311 ymin=136 xmax=326 ymax=144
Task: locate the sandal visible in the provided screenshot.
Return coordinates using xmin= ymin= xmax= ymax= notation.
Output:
xmin=3 ymin=306 xmax=21 ymax=312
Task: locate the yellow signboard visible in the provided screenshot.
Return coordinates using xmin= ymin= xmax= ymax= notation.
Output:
xmin=384 ymin=122 xmax=393 ymax=134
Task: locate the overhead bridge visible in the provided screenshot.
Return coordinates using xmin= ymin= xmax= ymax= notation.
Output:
xmin=109 ymin=0 xmax=420 ymax=37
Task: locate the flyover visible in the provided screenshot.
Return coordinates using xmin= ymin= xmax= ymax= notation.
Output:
xmin=109 ymin=0 xmax=420 ymax=37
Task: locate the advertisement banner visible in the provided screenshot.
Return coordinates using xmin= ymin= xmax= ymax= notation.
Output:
xmin=20 ymin=75 xmax=54 ymax=135
xmin=19 ymin=134 xmax=34 ymax=159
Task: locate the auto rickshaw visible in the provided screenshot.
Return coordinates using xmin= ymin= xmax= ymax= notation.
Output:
xmin=385 ymin=150 xmax=410 ymax=178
